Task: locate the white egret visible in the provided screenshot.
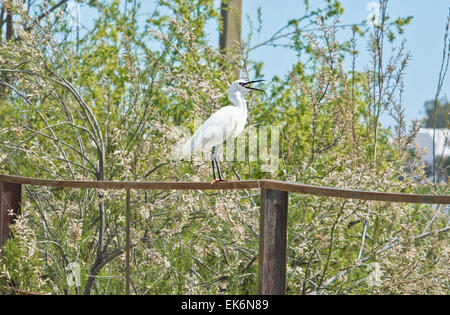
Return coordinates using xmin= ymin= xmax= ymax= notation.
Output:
xmin=178 ymin=79 xmax=264 ymax=182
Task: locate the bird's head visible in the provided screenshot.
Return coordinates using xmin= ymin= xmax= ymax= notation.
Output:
xmin=228 ymin=79 xmax=265 ymax=95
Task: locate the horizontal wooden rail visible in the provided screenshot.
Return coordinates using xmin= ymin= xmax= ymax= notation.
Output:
xmin=1 ymin=285 xmax=45 ymax=295
xmin=1 ymin=172 xmax=449 ymax=295
xmin=1 ymin=174 xmax=449 ymax=204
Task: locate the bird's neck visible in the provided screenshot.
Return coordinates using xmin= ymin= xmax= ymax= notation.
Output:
xmin=229 ymin=91 xmax=247 ymax=112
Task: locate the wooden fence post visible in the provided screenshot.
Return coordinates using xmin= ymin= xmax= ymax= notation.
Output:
xmin=258 ymin=188 xmax=288 ymax=295
xmin=0 ymin=182 xmax=22 ymax=249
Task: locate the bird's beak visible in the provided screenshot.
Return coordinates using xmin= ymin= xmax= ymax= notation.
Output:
xmin=241 ymin=79 xmax=265 ymax=92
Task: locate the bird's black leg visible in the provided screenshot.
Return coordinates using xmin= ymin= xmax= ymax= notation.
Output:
xmin=211 ymin=150 xmax=217 ymax=180
xmin=211 ymin=146 xmax=225 ymax=182
xmin=211 ymin=160 xmax=217 ymax=180
xmin=215 ymin=159 xmax=224 ymax=181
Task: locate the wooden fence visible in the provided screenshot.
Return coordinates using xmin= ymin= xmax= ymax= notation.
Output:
xmin=1 ymin=173 xmax=449 ymax=295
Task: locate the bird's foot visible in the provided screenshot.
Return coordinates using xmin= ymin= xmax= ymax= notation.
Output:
xmin=211 ymin=179 xmax=227 ymax=184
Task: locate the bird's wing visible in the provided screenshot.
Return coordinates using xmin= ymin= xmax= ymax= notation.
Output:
xmin=186 ymin=106 xmax=240 ymax=153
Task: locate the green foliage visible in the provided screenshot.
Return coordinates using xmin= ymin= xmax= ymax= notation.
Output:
xmin=0 ymin=0 xmax=448 ymax=295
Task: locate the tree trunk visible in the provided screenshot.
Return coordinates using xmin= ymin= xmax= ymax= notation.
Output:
xmin=219 ymin=0 xmax=242 ymax=79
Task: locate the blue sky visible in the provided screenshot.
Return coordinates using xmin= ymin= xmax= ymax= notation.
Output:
xmin=237 ymin=0 xmax=450 ymax=127
xmin=72 ymin=0 xmax=450 ymax=128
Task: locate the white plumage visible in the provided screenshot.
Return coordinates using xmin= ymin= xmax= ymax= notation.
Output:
xmin=179 ymin=102 xmax=247 ymax=156
xmin=177 ymin=79 xmax=264 ymax=181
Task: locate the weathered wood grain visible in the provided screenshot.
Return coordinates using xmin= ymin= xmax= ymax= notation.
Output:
xmin=258 ymin=189 xmax=289 ymax=295
xmin=0 ymin=174 xmax=448 ymax=204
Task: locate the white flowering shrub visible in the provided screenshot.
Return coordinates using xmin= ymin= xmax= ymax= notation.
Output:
xmin=0 ymin=0 xmax=448 ymax=294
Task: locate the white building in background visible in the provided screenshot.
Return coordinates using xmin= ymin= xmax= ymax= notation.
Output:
xmin=413 ymin=128 xmax=450 ymax=165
